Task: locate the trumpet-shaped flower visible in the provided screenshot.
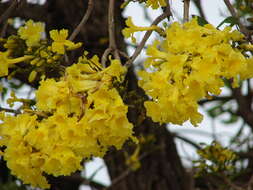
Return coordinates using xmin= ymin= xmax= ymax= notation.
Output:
xmin=0 ymin=53 xmax=135 ymax=189
xmin=138 ymin=18 xmax=251 ymax=126
xmin=0 ymin=51 xmax=33 ymax=77
xmin=18 ymin=20 xmax=44 ymax=47
xmin=122 ymin=17 xmax=161 ymax=43
xmin=50 ymin=29 xmax=82 ymax=54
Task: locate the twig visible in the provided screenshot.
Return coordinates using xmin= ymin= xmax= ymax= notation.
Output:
xmin=0 ymin=0 xmax=18 ymax=24
xmin=172 ymin=133 xmax=201 ymax=149
xmin=68 ymin=0 xmax=94 ymax=41
xmin=102 ymin=0 xmax=120 ymax=66
xmin=183 ymin=0 xmax=190 ymax=23
xmin=223 ymin=0 xmax=249 ymax=37
xmin=125 ymin=4 xmax=172 ymax=68
xmin=101 ymin=48 xmax=112 ymax=67
xmin=198 ymin=96 xmax=232 ymax=105
xmin=247 ymin=174 xmax=253 ymax=190
xmin=192 ymin=0 xmax=206 ymax=19
xmin=0 ymin=107 xmax=21 ymax=114
xmin=103 ymin=146 xmax=163 ymax=190
xmin=1 ymin=20 xmax=8 ymax=38
xmin=221 ymin=174 xmax=244 ymax=190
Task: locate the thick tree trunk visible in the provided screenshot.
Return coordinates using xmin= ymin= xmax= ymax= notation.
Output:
xmin=0 ymin=0 xmax=187 ymax=189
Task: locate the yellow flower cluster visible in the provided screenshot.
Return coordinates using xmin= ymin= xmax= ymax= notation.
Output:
xmin=0 ymin=20 xmax=82 ymax=78
xmin=0 ymin=56 xmax=135 ymax=189
xmin=138 ymin=18 xmax=253 ymax=126
xmin=195 ymin=142 xmax=237 ymax=175
xmin=145 ymin=0 xmax=166 ymax=9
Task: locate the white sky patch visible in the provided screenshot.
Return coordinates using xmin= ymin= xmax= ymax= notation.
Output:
xmin=83 ymin=158 xmax=111 ymax=187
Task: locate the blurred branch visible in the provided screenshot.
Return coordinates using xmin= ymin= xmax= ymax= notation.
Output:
xmin=223 ymin=0 xmax=250 ymax=38
xmin=0 ymin=1 xmax=47 ymax=23
xmin=172 ymin=133 xmax=201 ymax=149
xmin=0 ymin=107 xmax=21 ymax=114
xmin=69 ymin=0 xmax=94 ymax=41
xmin=102 ymin=0 xmax=121 ymax=66
xmin=183 ymin=0 xmax=190 ymax=23
xmin=192 ymin=0 xmax=206 ymax=19
xmin=198 ymin=96 xmax=233 ymax=105
xmin=0 ymin=0 xmax=19 ymax=24
xmin=221 ymin=174 xmax=244 ymax=190
xmin=125 ymin=3 xmax=172 ymax=67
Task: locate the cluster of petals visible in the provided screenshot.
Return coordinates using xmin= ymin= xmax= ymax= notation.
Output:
xmin=145 ymin=0 xmax=166 ymax=9
xmin=0 ymin=20 xmax=82 ymax=78
xmin=138 ymin=18 xmax=253 ymax=126
xmin=0 ymin=56 xmax=135 ymax=188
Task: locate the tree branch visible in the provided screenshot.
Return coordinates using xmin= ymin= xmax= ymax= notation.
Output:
xmin=183 ymin=0 xmax=190 ymax=23
xmin=192 ymin=0 xmax=206 ymax=19
xmin=0 ymin=1 xmax=47 ymax=23
xmin=0 ymin=106 xmax=21 ymax=115
xmin=198 ymin=96 xmax=233 ymax=105
xmin=172 ymin=133 xmax=201 ymax=150
xmin=223 ymin=0 xmax=250 ymax=38
xmin=125 ymin=4 xmax=172 ymax=67
xmin=0 ymin=0 xmax=19 ymax=24
xmin=102 ymin=0 xmax=121 ymax=66
xmin=68 ymin=0 xmax=94 ymax=41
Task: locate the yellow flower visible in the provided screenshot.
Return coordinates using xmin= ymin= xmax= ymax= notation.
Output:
xmin=146 ymin=0 xmax=167 ymax=9
xmin=50 ymin=29 xmax=82 ymax=54
xmin=0 ymin=52 xmax=135 ymax=189
xmin=18 ymin=20 xmax=44 ymax=47
xmin=0 ymin=51 xmax=33 ymax=77
xmin=0 ymin=51 xmax=10 ymax=77
xmin=125 ymin=145 xmax=141 ymax=171
xmin=138 ymin=18 xmax=248 ymax=126
xmin=0 ymin=113 xmax=50 ymax=189
xmin=195 ymin=142 xmax=237 ymax=176
xmin=122 ymin=17 xmax=161 ymax=43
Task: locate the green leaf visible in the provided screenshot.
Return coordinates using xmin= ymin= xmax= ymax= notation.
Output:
xmin=217 ymin=16 xmax=238 ymax=29
xmin=192 ymin=15 xmax=209 ymax=26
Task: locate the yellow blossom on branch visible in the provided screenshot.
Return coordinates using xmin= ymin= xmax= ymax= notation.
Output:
xmin=122 ymin=17 xmax=162 ymax=43
xmin=0 ymin=53 xmax=135 ymax=189
xmin=146 ymin=0 xmax=167 ymax=9
xmin=0 ymin=51 xmax=33 ymax=77
xmin=18 ymin=20 xmax=44 ymax=47
xmin=138 ymin=18 xmax=252 ymax=126
xmin=50 ymin=29 xmax=82 ymax=54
